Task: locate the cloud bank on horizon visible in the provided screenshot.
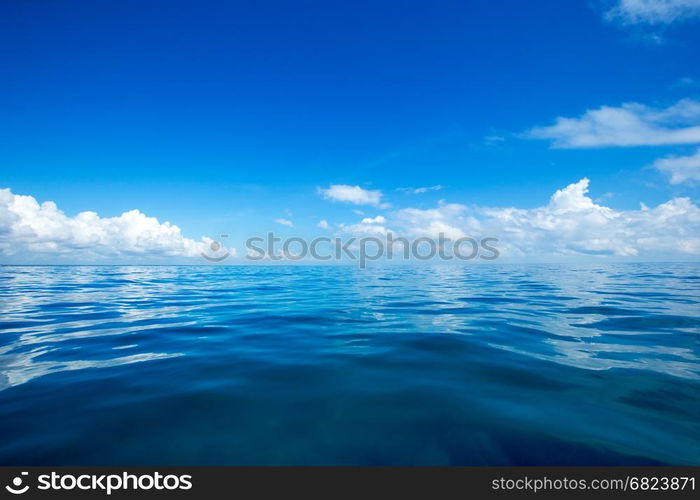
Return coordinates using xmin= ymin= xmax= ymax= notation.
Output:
xmin=0 ymin=188 xmax=210 ymax=262
xmin=2 ymin=179 xmax=698 ymax=263
xmin=331 ymin=179 xmax=700 ymax=259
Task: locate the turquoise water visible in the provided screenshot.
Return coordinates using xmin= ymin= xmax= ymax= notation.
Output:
xmin=0 ymin=264 xmax=698 ymax=465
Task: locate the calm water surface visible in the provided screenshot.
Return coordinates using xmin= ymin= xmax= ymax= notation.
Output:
xmin=0 ymin=264 xmax=698 ymax=465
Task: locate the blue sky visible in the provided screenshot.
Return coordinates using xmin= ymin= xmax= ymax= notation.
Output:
xmin=1 ymin=0 xmax=700 ymax=263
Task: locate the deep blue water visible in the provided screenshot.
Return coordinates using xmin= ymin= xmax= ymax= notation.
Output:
xmin=0 ymin=264 xmax=698 ymax=465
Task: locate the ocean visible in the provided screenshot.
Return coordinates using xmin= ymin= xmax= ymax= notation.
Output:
xmin=0 ymin=263 xmax=698 ymax=465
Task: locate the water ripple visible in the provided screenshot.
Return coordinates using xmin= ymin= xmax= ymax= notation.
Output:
xmin=0 ymin=263 xmax=698 ymax=465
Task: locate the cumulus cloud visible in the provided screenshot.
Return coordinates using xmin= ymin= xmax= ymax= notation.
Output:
xmin=275 ymin=218 xmax=294 ymax=227
xmin=318 ymin=184 xmax=384 ymax=206
xmin=474 ymin=178 xmax=699 ymax=258
xmin=5 ymin=181 xmax=699 ymax=263
xmin=527 ymin=99 xmax=700 ymax=148
xmin=394 ymin=202 xmax=477 ymax=240
xmin=653 ymin=147 xmax=700 ymax=183
xmin=360 ymin=215 xmax=386 ymax=224
xmin=605 ymin=0 xmax=700 ymax=25
xmin=0 ymin=188 xmax=208 ymax=262
xmin=337 ymin=179 xmax=700 ymax=259
xmin=338 ymin=215 xmax=389 ymax=236
xmin=317 ymin=219 xmax=330 ymax=229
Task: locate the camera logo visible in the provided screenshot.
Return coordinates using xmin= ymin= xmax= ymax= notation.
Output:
xmin=5 ymin=472 xmax=29 ymax=495
xmin=201 ymin=234 xmax=231 ymax=262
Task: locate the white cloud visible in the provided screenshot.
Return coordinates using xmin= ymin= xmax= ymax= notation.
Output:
xmin=527 ymin=99 xmax=700 ymax=148
xmin=653 ymin=147 xmax=700 ymax=183
xmin=339 ymin=214 xmax=389 ymax=235
xmin=275 ymin=218 xmax=294 ymax=227
xmin=338 ymin=179 xmax=700 ymax=259
xmin=397 ymin=185 xmax=444 ymax=195
xmin=317 ymin=219 xmax=330 ymax=229
xmin=394 ymin=202 xmax=477 ymax=240
xmin=5 ymin=180 xmax=699 ymax=263
xmin=548 ymin=178 xmax=599 ymax=211
xmin=606 ymin=0 xmax=700 ymax=25
xmin=475 ymin=178 xmax=700 ymax=258
xmin=0 ymin=188 xmax=208 ymax=262
xmin=528 ymin=98 xmax=700 ymax=184
xmin=318 ymin=184 xmax=384 ymax=206
xmin=360 ymin=215 xmax=386 ymax=224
